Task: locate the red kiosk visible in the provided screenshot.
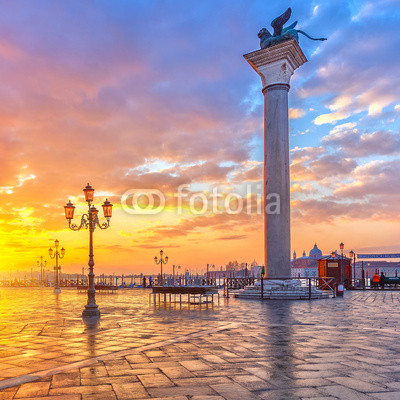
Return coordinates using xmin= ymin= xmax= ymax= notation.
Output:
xmin=318 ymin=251 xmax=352 ymax=289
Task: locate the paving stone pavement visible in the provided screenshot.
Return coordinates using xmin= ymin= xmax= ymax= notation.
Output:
xmin=1 ymin=287 xmax=400 ymax=399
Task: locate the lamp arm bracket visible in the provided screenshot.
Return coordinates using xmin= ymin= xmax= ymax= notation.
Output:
xmin=95 ymin=217 xmax=110 ymax=230
xmin=69 ymin=214 xmax=89 ymax=231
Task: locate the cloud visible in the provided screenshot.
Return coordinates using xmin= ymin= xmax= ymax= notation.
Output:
xmin=314 ymin=111 xmax=350 ymax=125
xmin=136 ymin=210 xmax=260 ymax=242
xmin=289 ymin=108 xmax=306 ymax=119
xmin=334 ymin=159 xmax=400 ymax=199
xmin=291 ymin=198 xmax=378 ymax=224
xmin=291 ymin=150 xmax=357 ymax=182
xmin=291 ymin=183 xmax=314 ymax=194
xmin=289 ymin=157 xmax=400 ymax=224
xmin=323 ymin=128 xmax=400 ymax=157
xmin=135 ymin=244 xmax=181 ymax=249
xmin=297 ymin=0 xmax=400 ymax=130
xmin=1 ymin=0 xmax=400 ymax=270
xmin=230 ymin=161 xmax=263 ymax=183
xmin=217 ymin=234 xmax=247 ymax=240
xmin=291 ymin=146 xmax=325 ymax=163
xmin=329 ymin=122 xmax=357 ymax=134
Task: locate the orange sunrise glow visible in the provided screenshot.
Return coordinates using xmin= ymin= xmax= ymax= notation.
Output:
xmin=1 ymin=1 xmax=400 ymax=278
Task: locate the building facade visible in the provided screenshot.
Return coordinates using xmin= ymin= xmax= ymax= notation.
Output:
xmin=291 ymin=243 xmax=322 ymax=278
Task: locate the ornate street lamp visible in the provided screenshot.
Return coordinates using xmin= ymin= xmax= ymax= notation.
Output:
xmin=49 ymin=239 xmax=65 ymax=293
xmin=154 ymin=250 xmax=168 ymax=286
xmin=64 ymin=183 xmax=113 ymax=318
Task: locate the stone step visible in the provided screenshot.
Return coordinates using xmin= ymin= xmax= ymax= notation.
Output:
xmin=235 ymin=288 xmax=331 ymax=300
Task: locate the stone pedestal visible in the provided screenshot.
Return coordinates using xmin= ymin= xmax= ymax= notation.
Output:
xmin=236 ymin=280 xmax=330 ymax=300
xmin=244 ymin=39 xmax=307 ymax=278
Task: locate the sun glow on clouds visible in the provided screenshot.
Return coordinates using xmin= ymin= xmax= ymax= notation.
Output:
xmin=314 ymin=111 xmax=350 ymax=125
xmin=0 ymin=0 xmax=400 ymax=273
xmin=289 ymin=108 xmax=306 ymax=119
xmin=0 ymin=172 xmax=36 ymax=194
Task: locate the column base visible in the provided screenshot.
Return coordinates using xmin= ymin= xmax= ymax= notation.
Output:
xmin=236 ymin=279 xmax=330 ymax=300
xmin=54 ymin=288 xmax=61 ymax=294
xmin=82 ymin=306 xmax=100 ymax=319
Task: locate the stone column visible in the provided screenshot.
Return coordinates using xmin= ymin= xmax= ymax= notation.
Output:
xmin=244 ymin=39 xmax=307 ymax=278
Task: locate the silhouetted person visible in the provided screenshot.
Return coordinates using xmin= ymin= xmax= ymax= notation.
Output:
xmin=380 ymin=272 xmax=385 ymax=290
xmin=143 ymin=276 xmax=147 ymax=288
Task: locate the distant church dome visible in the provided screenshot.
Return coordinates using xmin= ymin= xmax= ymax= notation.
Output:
xmin=309 ymin=243 xmax=322 ymax=259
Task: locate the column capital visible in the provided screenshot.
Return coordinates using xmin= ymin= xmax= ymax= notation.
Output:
xmin=244 ymin=39 xmax=307 ymax=88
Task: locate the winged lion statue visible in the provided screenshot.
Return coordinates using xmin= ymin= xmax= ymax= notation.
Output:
xmin=258 ymin=8 xmax=327 ymax=49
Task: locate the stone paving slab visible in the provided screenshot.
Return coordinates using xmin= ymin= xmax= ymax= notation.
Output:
xmin=1 ymin=288 xmax=400 ymax=398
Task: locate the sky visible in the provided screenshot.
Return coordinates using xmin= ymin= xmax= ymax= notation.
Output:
xmin=1 ymin=0 xmax=400 ymax=276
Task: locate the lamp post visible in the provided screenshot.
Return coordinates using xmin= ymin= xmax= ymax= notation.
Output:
xmin=349 ymin=250 xmax=356 ymax=287
xmin=339 ymin=242 xmax=344 ymax=284
xmin=64 ymin=183 xmax=113 ymax=318
xmin=154 ymin=250 xmax=168 ymax=286
xmin=361 ymin=261 xmax=365 ymax=289
xmin=37 ymin=257 xmax=47 ymax=286
xmin=331 ymin=250 xmax=337 ymax=282
xmin=49 ymin=239 xmax=65 ymax=293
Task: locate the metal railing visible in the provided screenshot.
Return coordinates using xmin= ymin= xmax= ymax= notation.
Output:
xmin=224 ymin=276 xmax=336 ymax=299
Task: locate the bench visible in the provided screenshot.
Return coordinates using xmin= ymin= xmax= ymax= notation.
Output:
xmin=370 ymin=277 xmax=400 ymax=288
xmin=150 ymin=285 xmax=219 ymax=304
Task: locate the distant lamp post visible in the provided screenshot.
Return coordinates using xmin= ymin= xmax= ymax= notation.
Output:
xmin=349 ymin=250 xmax=356 ymax=286
xmin=49 ymin=239 xmax=65 ymax=293
xmin=154 ymin=250 xmax=168 ymax=286
xmin=339 ymin=242 xmax=344 ymax=284
xmin=64 ymin=183 xmax=113 ymax=319
xmin=37 ymin=257 xmax=47 ymax=286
